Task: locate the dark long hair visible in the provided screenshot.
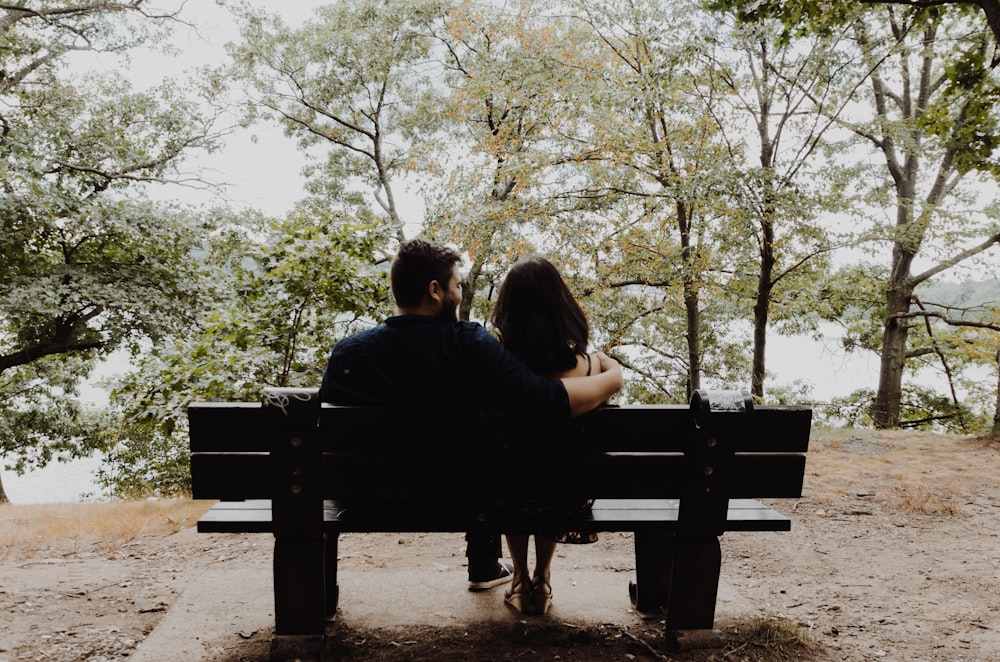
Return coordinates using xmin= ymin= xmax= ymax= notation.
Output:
xmin=491 ymin=256 xmax=589 ymax=376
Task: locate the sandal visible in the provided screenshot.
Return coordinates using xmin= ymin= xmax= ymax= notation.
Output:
xmin=504 ymin=578 xmax=533 ymax=614
xmin=531 ymin=577 xmax=553 ymax=615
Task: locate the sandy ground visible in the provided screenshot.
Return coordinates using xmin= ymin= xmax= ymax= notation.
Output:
xmin=1 ymin=429 xmax=999 ymax=661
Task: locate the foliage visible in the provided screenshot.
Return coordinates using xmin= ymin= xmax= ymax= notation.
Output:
xmin=98 ymin=202 xmax=390 ymax=497
xmin=821 ymin=383 xmax=988 ymax=433
xmin=11 ymin=1 xmax=1000 ymax=499
xmin=225 ymin=0 xmax=450 ymax=244
xmin=0 ymin=356 xmax=105 ymax=474
xmin=0 ymin=2 xmax=225 ymax=497
xmin=94 ymin=418 xmax=191 ymax=500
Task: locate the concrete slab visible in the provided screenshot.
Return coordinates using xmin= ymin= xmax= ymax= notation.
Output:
xmin=131 ymin=552 xmax=273 ymax=661
xmin=133 ymin=549 xmax=753 ymax=662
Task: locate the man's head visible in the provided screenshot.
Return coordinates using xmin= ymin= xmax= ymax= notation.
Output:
xmin=390 ymin=238 xmax=463 ymax=321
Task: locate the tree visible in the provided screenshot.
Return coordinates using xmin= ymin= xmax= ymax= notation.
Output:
xmin=420 ymin=0 xmax=592 ymax=321
xmin=99 ymin=200 xmax=389 ymax=497
xmin=842 ymin=6 xmax=1000 ymax=427
xmin=226 ymin=0 xmax=450 ymax=248
xmin=0 ymin=2 xmax=225 ymax=502
xmin=719 ymin=0 xmax=1000 ymax=426
xmin=557 ymin=0 xmax=742 ymax=400
xmin=699 ymin=8 xmax=850 ymax=400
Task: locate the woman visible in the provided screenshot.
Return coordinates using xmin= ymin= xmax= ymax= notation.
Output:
xmin=490 ymin=255 xmax=608 ymax=615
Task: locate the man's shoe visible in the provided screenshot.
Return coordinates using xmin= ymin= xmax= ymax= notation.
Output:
xmin=468 ymin=560 xmax=514 ymax=591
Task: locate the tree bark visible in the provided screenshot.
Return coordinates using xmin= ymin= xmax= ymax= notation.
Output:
xmin=678 ymin=200 xmax=702 ymax=397
xmin=993 ymin=347 xmax=1000 ymax=437
xmin=0 ymin=473 xmax=9 ymax=504
xmin=459 ymin=255 xmax=484 ymax=323
xmin=751 ymin=215 xmax=775 ymax=399
xmin=873 ymin=281 xmax=915 ymax=428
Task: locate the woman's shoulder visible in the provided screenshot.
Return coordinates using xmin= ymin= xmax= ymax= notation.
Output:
xmin=557 ymin=351 xmax=602 ymax=378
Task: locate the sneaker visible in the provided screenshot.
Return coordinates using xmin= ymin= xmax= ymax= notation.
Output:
xmin=468 ymin=560 xmax=514 ymax=591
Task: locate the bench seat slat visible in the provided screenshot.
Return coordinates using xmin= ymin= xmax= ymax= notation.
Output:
xmin=196 ymin=497 xmax=790 ymax=535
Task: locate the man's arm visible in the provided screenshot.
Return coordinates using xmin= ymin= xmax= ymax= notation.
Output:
xmin=561 ymin=352 xmax=623 ymax=417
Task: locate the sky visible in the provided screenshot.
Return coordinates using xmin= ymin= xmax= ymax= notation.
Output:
xmin=137 ymin=2 xmax=322 ymax=217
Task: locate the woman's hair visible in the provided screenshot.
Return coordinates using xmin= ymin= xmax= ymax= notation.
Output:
xmin=390 ymin=238 xmax=462 ymax=309
xmin=491 ymin=255 xmax=589 ymax=376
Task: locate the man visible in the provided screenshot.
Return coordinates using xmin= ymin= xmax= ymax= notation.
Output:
xmin=320 ymin=238 xmax=623 ymax=590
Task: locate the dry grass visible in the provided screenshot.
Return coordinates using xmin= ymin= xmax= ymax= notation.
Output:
xmin=723 ymin=617 xmax=830 ymax=662
xmin=892 ymin=482 xmax=961 ymax=515
xmin=0 ymin=498 xmax=213 ymax=560
xmin=804 ymin=429 xmax=993 ymax=515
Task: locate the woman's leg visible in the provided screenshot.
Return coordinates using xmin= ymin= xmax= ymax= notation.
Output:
xmin=505 ymin=534 xmax=530 ymax=581
xmin=531 ymin=536 xmax=557 ymax=614
xmin=503 ymin=534 xmax=532 ymax=612
xmin=532 ymin=535 xmax=557 ymax=583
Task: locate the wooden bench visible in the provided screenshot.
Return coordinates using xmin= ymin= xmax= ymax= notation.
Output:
xmin=188 ymin=387 xmax=811 ymax=660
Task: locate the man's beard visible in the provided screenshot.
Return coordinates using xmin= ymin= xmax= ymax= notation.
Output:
xmin=436 ymin=298 xmax=459 ymax=323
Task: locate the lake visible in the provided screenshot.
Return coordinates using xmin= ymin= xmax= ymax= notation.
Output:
xmin=2 ymin=455 xmax=105 ymax=505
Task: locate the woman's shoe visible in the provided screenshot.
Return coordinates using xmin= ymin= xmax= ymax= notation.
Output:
xmin=504 ymin=579 xmax=533 ymax=614
xmin=531 ymin=577 xmax=552 ymax=615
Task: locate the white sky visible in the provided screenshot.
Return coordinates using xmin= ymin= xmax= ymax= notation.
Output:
xmin=73 ymin=1 xmax=421 ymax=221
xmin=145 ymin=2 xmax=321 ymax=217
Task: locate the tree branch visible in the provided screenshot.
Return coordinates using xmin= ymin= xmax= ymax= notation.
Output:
xmin=910 ymin=230 xmax=1000 ymax=286
xmin=858 ymin=0 xmax=1000 ymax=45
xmin=891 ymin=308 xmax=1000 ymax=331
xmin=912 ymin=296 xmax=964 ymax=426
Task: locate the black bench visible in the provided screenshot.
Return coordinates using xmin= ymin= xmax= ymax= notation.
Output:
xmin=188 ymin=387 xmax=811 ymax=660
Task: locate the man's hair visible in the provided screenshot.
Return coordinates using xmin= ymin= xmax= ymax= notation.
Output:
xmin=390 ymin=238 xmax=462 ymax=309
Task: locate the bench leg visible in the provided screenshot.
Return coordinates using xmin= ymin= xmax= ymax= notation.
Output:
xmin=272 ymin=534 xmax=327 ymax=661
xmin=630 ymin=531 xmax=721 ymax=630
xmin=664 ymin=534 xmax=721 ymax=630
xmin=630 ymin=529 xmax=672 ymax=613
xmin=325 ymin=533 xmax=339 ymax=619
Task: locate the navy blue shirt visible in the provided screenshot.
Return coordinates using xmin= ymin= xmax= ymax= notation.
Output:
xmin=319 ymin=314 xmax=570 ymax=420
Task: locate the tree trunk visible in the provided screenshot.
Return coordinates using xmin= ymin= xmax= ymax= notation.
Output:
xmin=750 ymin=69 xmax=776 ymax=401
xmin=992 ymin=347 xmax=1000 ymax=437
xmin=751 ymin=211 xmax=776 ymax=400
xmin=678 ymin=200 xmax=701 ymax=398
xmin=683 ymin=280 xmax=701 ymax=398
xmin=872 ymin=281 xmax=914 ymax=428
xmin=0 ymin=473 xmax=9 ymax=504
xmin=459 ymin=255 xmax=484 ymax=323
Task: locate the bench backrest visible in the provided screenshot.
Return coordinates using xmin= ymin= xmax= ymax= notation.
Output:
xmin=189 ymin=387 xmax=810 ymax=534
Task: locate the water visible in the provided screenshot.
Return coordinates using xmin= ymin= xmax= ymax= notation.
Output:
xmin=1 ymin=355 xmax=117 ymax=505
xmin=2 ymin=455 xmax=104 ymax=505
xmin=763 ymin=330 xmax=881 ymax=402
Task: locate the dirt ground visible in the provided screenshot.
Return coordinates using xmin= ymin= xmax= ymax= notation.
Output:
xmin=1 ymin=429 xmax=999 ymax=661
